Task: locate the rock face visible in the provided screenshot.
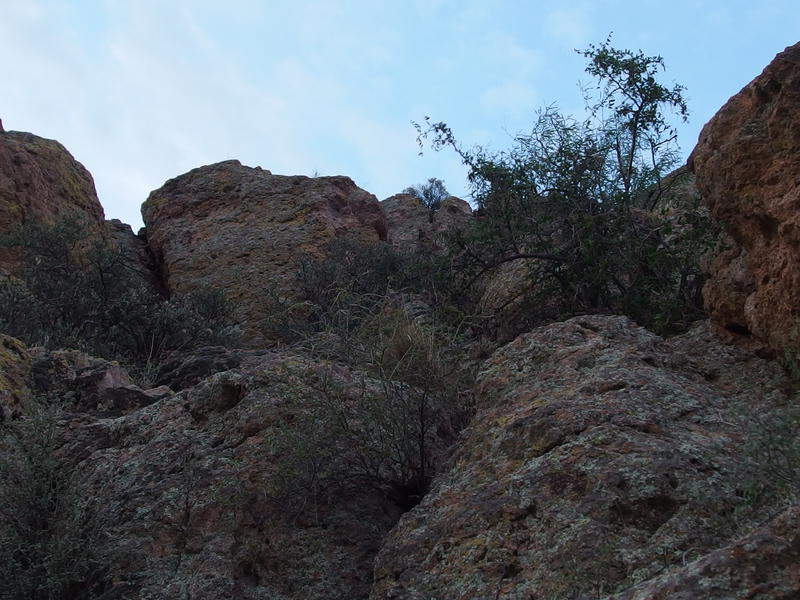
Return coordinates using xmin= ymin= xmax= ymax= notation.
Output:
xmin=0 ymin=129 xmax=105 ymax=271
xmin=371 ymin=315 xmax=792 ymax=599
xmin=690 ymin=42 xmax=800 ymax=353
xmin=142 ymin=161 xmax=387 ymax=343
xmin=0 ymin=334 xmax=31 ymax=420
xmin=382 ymin=194 xmax=472 ymax=253
xmin=51 ymin=351 xmax=395 ymax=599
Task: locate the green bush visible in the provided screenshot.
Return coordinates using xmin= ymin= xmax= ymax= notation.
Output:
xmin=0 ymin=215 xmax=238 ymax=368
xmin=0 ymin=401 xmax=112 ymax=599
xmin=415 ymin=38 xmax=718 ymax=337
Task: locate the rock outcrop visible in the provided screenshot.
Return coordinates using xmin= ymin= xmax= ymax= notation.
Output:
xmin=382 ymin=194 xmax=472 ymax=253
xmin=45 ymin=351 xmax=395 ymax=599
xmin=371 ymin=315 xmax=792 ymax=599
xmin=690 ymin=42 xmax=800 ymax=353
xmin=142 ymin=161 xmax=387 ymax=343
xmin=0 ymin=128 xmax=105 ymax=271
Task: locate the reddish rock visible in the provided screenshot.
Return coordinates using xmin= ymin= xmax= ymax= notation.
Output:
xmin=382 ymin=194 xmax=471 ymax=253
xmin=0 ymin=129 xmax=105 ymax=271
xmin=141 ymin=161 xmax=387 ymax=344
xmin=52 ymin=352 xmax=397 ymax=599
xmin=690 ymin=42 xmax=800 ymax=353
xmin=371 ymin=315 xmax=790 ymax=599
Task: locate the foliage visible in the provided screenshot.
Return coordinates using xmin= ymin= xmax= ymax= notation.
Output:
xmin=260 ymin=237 xmax=403 ymax=347
xmin=0 ymin=215 xmax=238 ymax=367
xmin=414 ymin=37 xmax=716 ymax=336
xmin=403 ymin=177 xmax=450 ymax=219
xmin=259 ymin=236 xmax=475 ymax=516
xmin=0 ymin=401 xmax=112 ymax=599
xmin=264 ymin=307 xmax=472 ymax=517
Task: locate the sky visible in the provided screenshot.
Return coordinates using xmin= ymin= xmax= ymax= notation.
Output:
xmin=1 ymin=1 xmax=798 ymax=230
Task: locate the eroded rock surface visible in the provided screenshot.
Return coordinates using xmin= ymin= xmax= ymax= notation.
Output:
xmin=0 ymin=129 xmax=105 ymax=271
xmin=371 ymin=315 xmax=790 ymax=599
xmin=382 ymin=194 xmax=471 ymax=253
xmin=142 ymin=161 xmax=387 ymax=343
xmin=690 ymin=42 xmax=800 ymax=353
xmin=56 ymin=352 xmax=396 ymax=599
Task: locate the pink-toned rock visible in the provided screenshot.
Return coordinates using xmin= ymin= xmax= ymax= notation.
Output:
xmin=53 ymin=352 xmax=397 ymax=599
xmin=142 ymin=161 xmax=387 ymax=344
xmin=0 ymin=129 xmax=105 ymax=271
xmin=382 ymin=194 xmax=471 ymax=253
xmin=371 ymin=315 xmax=790 ymax=599
xmin=690 ymin=42 xmax=800 ymax=353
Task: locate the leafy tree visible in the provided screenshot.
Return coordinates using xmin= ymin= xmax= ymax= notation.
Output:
xmin=414 ymin=37 xmax=715 ymax=336
xmin=403 ymin=177 xmax=449 ymax=219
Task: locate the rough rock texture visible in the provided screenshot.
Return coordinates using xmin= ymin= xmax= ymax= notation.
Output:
xmin=0 ymin=129 xmax=105 ymax=271
xmin=30 ymin=348 xmax=173 ymax=416
xmin=613 ymin=503 xmax=800 ymax=599
xmin=155 ymin=345 xmax=270 ymax=392
xmin=690 ymin=42 xmax=800 ymax=353
xmin=105 ymin=219 xmax=162 ymax=292
xmin=382 ymin=194 xmax=472 ymax=253
xmin=50 ymin=352 xmax=396 ymax=599
xmin=0 ymin=334 xmax=31 ymax=420
xmin=371 ymin=315 xmax=790 ymax=599
xmin=141 ymin=161 xmax=387 ymax=343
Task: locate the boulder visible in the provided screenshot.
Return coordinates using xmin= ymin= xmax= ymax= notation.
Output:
xmin=141 ymin=161 xmax=387 ymax=344
xmin=105 ymin=219 xmax=163 ymax=292
xmin=382 ymin=194 xmax=471 ymax=253
xmin=155 ymin=345 xmax=270 ymax=392
xmin=371 ymin=315 xmax=790 ymax=599
xmin=30 ymin=348 xmax=172 ymax=416
xmin=0 ymin=129 xmax=105 ymax=272
xmin=690 ymin=42 xmax=800 ymax=353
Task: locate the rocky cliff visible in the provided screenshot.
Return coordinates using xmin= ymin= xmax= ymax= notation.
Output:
xmin=691 ymin=41 xmax=800 ymax=354
xmin=1 ymin=41 xmax=800 ymax=600
xmin=0 ymin=128 xmax=106 ymax=271
xmin=141 ymin=161 xmax=387 ymax=343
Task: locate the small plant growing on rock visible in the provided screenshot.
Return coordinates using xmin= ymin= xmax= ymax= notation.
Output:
xmin=403 ymin=177 xmax=450 ymax=220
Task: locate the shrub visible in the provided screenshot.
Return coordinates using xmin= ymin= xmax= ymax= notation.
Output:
xmin=0 ymin=401 xmax=112 ymax=599
xmin=0 ymin=215 xmax=237 ymax=367
xmin=403 ymin=177 xmax=450 ymax=220
xmin=414 ymin=38 xmax=717 ymax=337
xmin=264 ymin=306 xmax=472 ymax=517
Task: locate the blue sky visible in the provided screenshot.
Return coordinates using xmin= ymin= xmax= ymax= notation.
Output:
xmin=1 ymin=1 xmax=798 ymax=229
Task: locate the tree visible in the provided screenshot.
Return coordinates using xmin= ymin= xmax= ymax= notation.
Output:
xmin=414 ymin=37 xmax=714 ymax=336
xmin=403 ymin=177 xmax=449 ymax=219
